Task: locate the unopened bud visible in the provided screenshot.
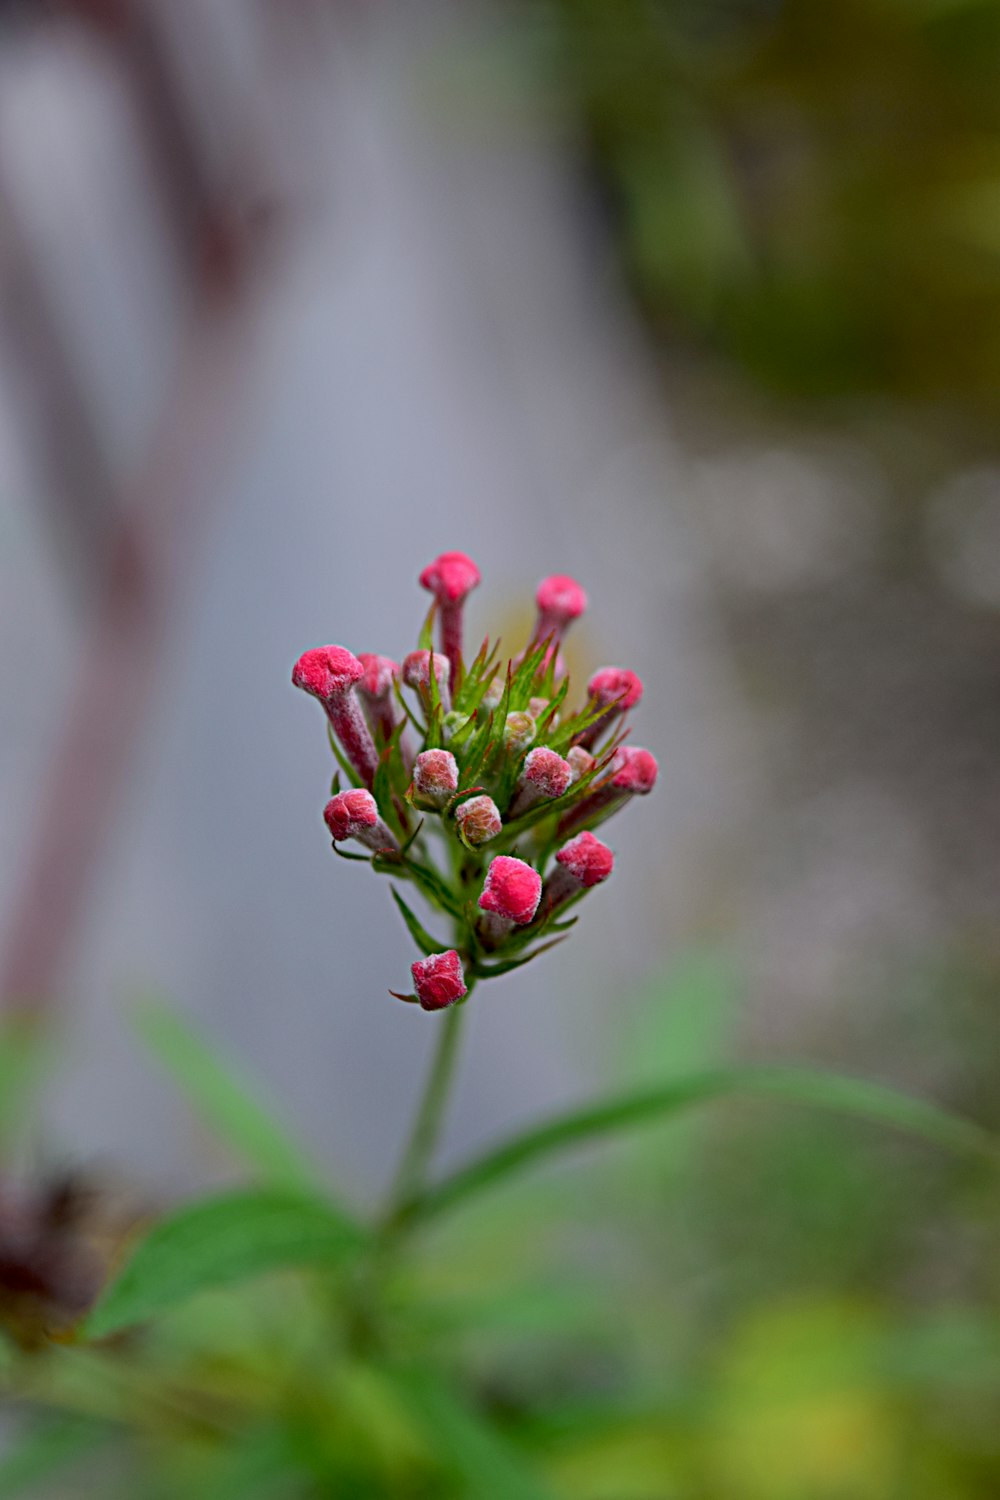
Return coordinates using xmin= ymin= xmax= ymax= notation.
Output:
xmin=412 ymin=749 xmax=459 ymax=809
xmin=503 ymin=711 xmax=536 ymax=755
xmin=442 ymin=710 xmax=469 ymax=741
xmin=454 ymin=794 xmax=502 ymax=846
xmin=508 ymin=746 xmax=573 ymax=818
xmin=411 ymin=949 xmax=467 ymax=1011
xmin=478 ymin=855 xmax=542 ymax=931
xmin=543 ymin=831 xmax=614 ymax=914
xmin=566 ymin=745 xmax=596 ymax=783
xmin=402 ymin=650 xmax=452 ymax=714
xmin=293 ymin=646 xmax=380 ymax=788
xmin=356 ymin=653 xmax=400 ymax=742
xmin=324 ymin=789 xmax=398 ymax=853
xmin=577 ymin=667 xmax=644 ymax=749
xmin=419 ymin=552 xmax=481 ymax=687
xmin=528 ymin=696 xmax=556 ymax=725
xmin=481 ymin=676 xmax=505 ymax=711
xmin=532 ymin=575 xmax=587 ymax=655
xmin=557 ymin=745 xmax=658 ymax=837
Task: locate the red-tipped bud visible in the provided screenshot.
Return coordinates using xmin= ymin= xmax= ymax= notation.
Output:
xmin=402 ymin=650 xmax=452 ymax=714
xmin=555 ymin=830 xmax=614 ymax=887
xmin=292 ymin=645 xmax=365 ymax=701
xmin=556 ymin=745 xmax=658 ymax=838
xmin=576 ymin=667 xmax=644 ymax=749
xmin=610 ymin=745 xmax=658 ymax=793
xmin=356 ymin=652 xmax=400 ymax=743
xmin=357 ymin=652 xmax=398 ymax=701
xmin=566 ymin=745 xmax=596 ymax=783
xmin=420 ymin=553 xmax=480 ymax=689
xmin=454 ymin=794 xmax=502 ymax=846
xmin=535 ymin=575 xmax=587 ymax=630
xmin=479 ymin=856 xmax=542 ymax=925
xmin=508 ymin=746 xmax=572 ymax=818
xmin=324 ymin=789 xmax=398 ymax=853
xmin=293 ymin=645 xmax=379 ymax=787
xmin=420 ymin=552 xmax=481 ymax=605
xmin=589 ymin=667 xmax=643 ymax=712
xmin=412 ymin=748 xmax=459 ymax=809
xmin=411 ymin=949 xmax=467 ymax=1011
xmin=503 ymin=711 xmax=536 ymax=755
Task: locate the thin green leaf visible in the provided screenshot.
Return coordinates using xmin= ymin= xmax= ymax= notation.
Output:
xmin=418 ymin=602 xmax=436 ymax=653
xmin=390 ymin=888 xmax=449 ymax=957
xmin=474 ymin=937 xmax=567 ymax=978
xmin=326 ymin=724 xmax=363 ymax=788
xmin=132 ymin=1000 xmax=321 ymax=1191
xmin=0 ymin=1414 xmax=110 ymax=1498
xmin=400 ymin=1066 xmax=999 ymax=1227
xmin=86 ymin=1187 xmax=364 ymax=1339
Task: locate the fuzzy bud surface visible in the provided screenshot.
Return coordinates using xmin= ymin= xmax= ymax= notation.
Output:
xmin=454 ymin=794 xmax=502 ymax=846
xmin=555 ymin=830 xmax=614 ymax=887
xmin=413 ymin=749 xmax=459 ymax=808
xmin=411 ymin=950 xmax=467 ymax=1011
xmin=479 ymin=856 xmax=542 ymax=925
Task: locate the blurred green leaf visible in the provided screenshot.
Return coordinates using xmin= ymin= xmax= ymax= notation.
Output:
xmin=0 ymin=1414 xmax=110 ymax=1497
xmin=86 ymin=1188 xmax=364 ymax=1339
xmin=131 ymin=1000 xmax=323 ymax=1193
xmin=404 ymin=1066 xmax=998 ymax=1226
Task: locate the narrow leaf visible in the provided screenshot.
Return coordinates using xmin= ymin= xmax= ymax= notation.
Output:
xmin=86 ymin=1187 xmax=364 ymax=1339
xmin=390 ymin=888 xmax=449 ymax=957
xmin=132 ymin=1000 xmax=321 ymax=1191
xmin=401 ymin=1066 xmax=999 ymax=1227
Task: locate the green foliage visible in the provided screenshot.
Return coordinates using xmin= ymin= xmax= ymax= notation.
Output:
xmin=85 ymin=1188 xmax=363 ymax=1339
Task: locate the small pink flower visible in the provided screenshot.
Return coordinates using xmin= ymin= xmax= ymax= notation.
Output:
xmin=292 ymin=646 xmax=380 ymax=788
xmin=412 ymin=748 xmax=459 ymax=809
xmin=479 ymin=856 xmax=542 ymax=925
xmin=420 ymin=552 xmax=481 ymax=687
xmin=324 ymin=789 xmax=398 ymax=852
xmin=402 ymin=650 xmax=452 ymax=714
xmin=411 ymin=949 xmax=467 ymax=1011
xmin=508 ymin=746 xmax=573 ymax=818
xmin=454 ymin=794 xmax=502 ymax=846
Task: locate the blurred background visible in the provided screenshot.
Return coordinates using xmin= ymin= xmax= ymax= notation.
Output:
xmin=0 ymin=0 xmax=998 ymax=1495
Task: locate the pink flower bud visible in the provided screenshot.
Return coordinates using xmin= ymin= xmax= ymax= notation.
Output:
xmin=566 ymin=745 xmax=596 ymax=783
xmin=402 ymin=650 xmax=452 ymax=714
xmin=356 ymin=653 xmax=400 ymax=740
xmin=528 ymin=696 xmax=554 ymax=722
xmin=555 ymin=830 xmax=614 ymax=887
xmin=557 ymin=745 xmax=658 ymax=837
xmin=508 ymin=746 xmax=573 ymax=818
xmin=419 ymin=552 xmax=481 ymax=688
xmin=533 ymin=575 xmax=587 ymax=649
xmin=577 ymin=667 xmax=644 ymax=749
xmin=454 ymin=794 xmax=502 ymax=846
xmin=411 ymin=949 xmax=467 ymax=1011
xmin=412 ymin=748 xmax=459 ymax=809
xmin=609 ymin=744 xmax=658 ymax=793
xmin=292 ymin=646 xmax=380 ymax=788
xmin=543 ymin=830 xmax=614 ymax=914
xmin=479 ymin=856 xmax=542 ymax=925
xmin=503 ymin=711 xmax=536 ymax=755
xmin=324 ymin=789 xmax=398 ymax=853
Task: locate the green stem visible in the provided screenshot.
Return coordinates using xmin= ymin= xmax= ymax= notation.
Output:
xmin=381 ymin=990 xmax=471 ymax=1231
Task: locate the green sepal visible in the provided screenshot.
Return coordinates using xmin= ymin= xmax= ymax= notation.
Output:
xmin=391 ymin=887 xmax=450 ymax=956
xmin=507 ymin=635 xmax=551 ymax=712
xmin=474 ymin=936 xmax=567 ymax=978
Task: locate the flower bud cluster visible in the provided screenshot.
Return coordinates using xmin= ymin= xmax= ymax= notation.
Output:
xmin=292 ymin=553 xmax=656 ymax=1012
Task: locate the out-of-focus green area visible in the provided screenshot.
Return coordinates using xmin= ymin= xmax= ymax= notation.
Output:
xmin=526 ymin=0 xmax=1000 ymax=426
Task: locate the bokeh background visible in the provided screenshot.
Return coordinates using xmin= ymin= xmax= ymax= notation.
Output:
xmin=1 ymin=1 xmax=998 ymax=1495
